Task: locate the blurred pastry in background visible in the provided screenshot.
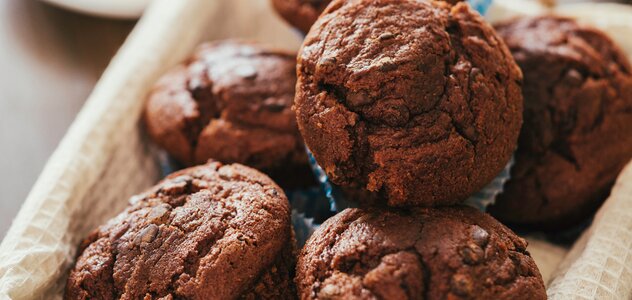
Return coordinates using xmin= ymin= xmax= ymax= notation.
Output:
xmin=489 ymin=16 xmax=632 ymax=229
xmin=144 ymin=40 xmax=314 ymax=188
xmin=270 ymin=0 xmax=332 ymax=34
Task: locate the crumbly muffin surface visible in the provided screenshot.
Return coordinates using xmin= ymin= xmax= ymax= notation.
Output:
xmin=295 ymin=0 xmax=523 ymax=206
xmin=296 ymin=206 xmax=547 ymax=300
xmin=65 ymin=162 xmax=295 ymax=299
xmin=144 ymin=41 xmax=312 ymax=187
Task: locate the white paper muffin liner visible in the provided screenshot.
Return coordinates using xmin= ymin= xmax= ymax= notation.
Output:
xmin=291 ymin=211 xmax=319 ymax=247
xmin=463 ymin=156 xmax=514 ymax=211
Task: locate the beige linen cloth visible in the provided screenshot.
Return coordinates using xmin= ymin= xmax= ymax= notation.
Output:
xmin=0 ymin=0 xmax=630 ymax=299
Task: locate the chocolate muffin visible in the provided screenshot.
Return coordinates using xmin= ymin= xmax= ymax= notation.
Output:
xmin=296 ymin=206 xmax=546 ymax=299
xmin=270 ymin=0 xmax=332 ymax=34
xmin=295 ymin=0 xmax=523 ymax=207
xmin=488 ymin=16 xmax=632 ymax=229
xmin=65 ymin=161 xmax=296 ymax=299
xmin=144 ymin=40 xmax=313 ymax=188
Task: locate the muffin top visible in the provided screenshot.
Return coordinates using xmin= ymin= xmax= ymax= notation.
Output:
xmin=65 ymin=162 xmax=293 ymax=299
xmin=495 ymin=15 xmax=631 ymax=156
xmin=296 ymin=206 xmax=546 ymax=299
xmin=294 ymin=0 xmax=523 ymax=207
xmin=144 ymin=41 xmax=309 ymax=182
xmin=271 ymin=0 xmax=333 ymax=34
xmin=489 ymin=16 xmax=632 ymax=228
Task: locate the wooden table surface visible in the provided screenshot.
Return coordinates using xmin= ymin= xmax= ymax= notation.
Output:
xmin=0 ymin=0 xmax=134 ymax=238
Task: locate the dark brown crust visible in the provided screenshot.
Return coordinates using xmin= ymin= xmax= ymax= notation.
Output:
xmin=271 ymin=0 xmax=333 ymax=34
xmin=65 ymin=161 xmax=295 ymax=299
xmin=296 ymin=206 xmax=547 ymax=300
xmin=294 ymin=0 xmax=523 ymax=207
xmin=489 ymin=16 xmax=632 ymax=229
xmin=144 ymin=40 xmax=313 ymax=188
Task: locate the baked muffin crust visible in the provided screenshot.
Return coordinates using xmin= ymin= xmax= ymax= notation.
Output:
xmin=144 ymin=41 xmax=313 ymax=188
xmin=295 ymin=0 xmax=523 ymax=206
xmin=65 ymin=162 xmax=295 ymax=299
xmin=296 ymin=206 xmax=546 ymax=299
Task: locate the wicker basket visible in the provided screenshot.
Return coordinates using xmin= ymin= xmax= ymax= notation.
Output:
xmin=0 ymin=0 xmax=631 ymax=299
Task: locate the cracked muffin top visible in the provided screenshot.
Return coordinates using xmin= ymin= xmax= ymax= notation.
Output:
xmin=65 ymin=161 xmax=295 ymax=299
xmin=488 ymin=16 xmax=632 ymax=229
xmin=296 ymin=206 xmax=546 ymax=300
xmin=144 ymin=40 xmax=313 ymax=188
xmin=271 ymin=0 xmax=333 ymax=34
xmin=294 ymin=0 xmax=523 ymax=207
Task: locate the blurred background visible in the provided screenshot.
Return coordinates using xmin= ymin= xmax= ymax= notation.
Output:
xmin=0 ymin=0 xmax=134 ymax=238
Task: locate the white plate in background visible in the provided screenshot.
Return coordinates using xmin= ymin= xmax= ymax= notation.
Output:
xmin=41 ymin=0 xmax=151 ymax=19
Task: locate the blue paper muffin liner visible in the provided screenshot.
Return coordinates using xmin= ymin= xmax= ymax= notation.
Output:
xmin=469 ymin=0 xmax=493 ymax=16
xmin=157 ymin=149 xmax=180 ymax=177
